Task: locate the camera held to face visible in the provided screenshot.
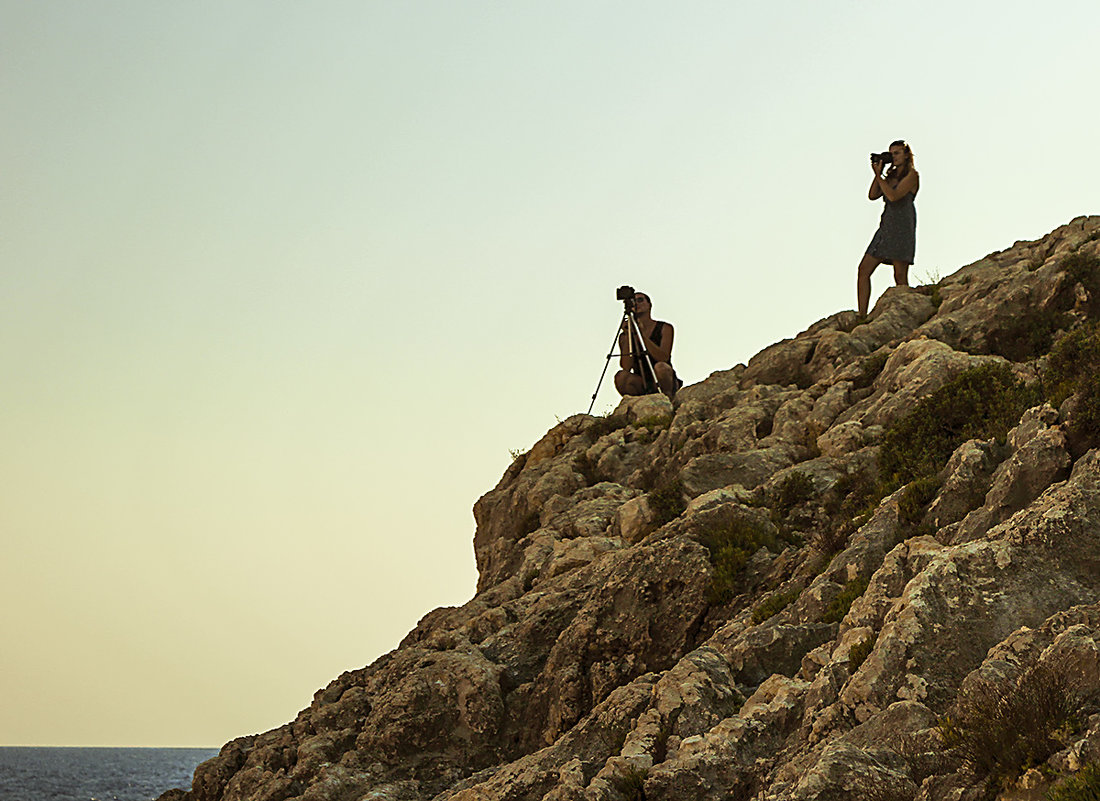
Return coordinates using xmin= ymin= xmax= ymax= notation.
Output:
xmin=870 ymin=151 xmax=892 ymax=165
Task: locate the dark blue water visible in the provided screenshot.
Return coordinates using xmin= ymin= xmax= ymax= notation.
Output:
xmin=0 ymin=747 xmax=218 ymax=801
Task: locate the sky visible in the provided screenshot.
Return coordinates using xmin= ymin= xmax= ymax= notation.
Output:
xmin=2 ymin=1 xmax=1098 ymax=748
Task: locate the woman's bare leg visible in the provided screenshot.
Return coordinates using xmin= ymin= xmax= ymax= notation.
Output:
xmin=655 ymin=362 xmax=677 ymax=399
xmin=892 ymin=261 xmax=909 ymax=286
xmin=615 ymin=370 xmax=647 ymax=396
xmin=857 ymin=254 xmax=881 ymax=317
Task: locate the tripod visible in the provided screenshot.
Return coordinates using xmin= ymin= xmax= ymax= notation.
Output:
xmin=586 ymin=309 xmax=659 ymax=414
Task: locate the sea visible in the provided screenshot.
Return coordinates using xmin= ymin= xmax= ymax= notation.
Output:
xmin=0 ymin=747 xmax=219 ymax=801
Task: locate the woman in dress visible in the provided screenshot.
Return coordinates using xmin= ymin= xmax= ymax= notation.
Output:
xmin=857 ymin=140 xmax=919 ymax=316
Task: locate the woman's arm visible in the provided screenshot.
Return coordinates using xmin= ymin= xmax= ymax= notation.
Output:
xmin=874 ymin=170 xmax=919 ymax=202
xmin=641 ymin=323 xmax=673 ymax=365
xmin=868 ymin=157 xmax=885 ymax=199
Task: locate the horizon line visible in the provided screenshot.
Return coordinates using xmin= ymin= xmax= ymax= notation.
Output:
xmin=0 ymin=743 xmax=219 ymax=750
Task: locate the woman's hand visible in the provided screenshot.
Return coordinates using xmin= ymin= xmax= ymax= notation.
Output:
xmin=881 ymin=170 xmax=918 ymax=202
xmin=870 ymin=156 xmax=885 ymax=175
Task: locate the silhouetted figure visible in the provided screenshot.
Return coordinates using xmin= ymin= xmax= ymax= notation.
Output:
xmin=857 ymin=140 xmax=920 ymax=316
xmin=614 ymin=291 xmax=681 ymax=399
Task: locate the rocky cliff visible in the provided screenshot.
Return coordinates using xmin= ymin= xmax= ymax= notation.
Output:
xmin=162 ymin=217 xmax=1100 ymax=801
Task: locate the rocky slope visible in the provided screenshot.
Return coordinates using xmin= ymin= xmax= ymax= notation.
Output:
xmin=162 ymin=217 xmax=1100 ymax=801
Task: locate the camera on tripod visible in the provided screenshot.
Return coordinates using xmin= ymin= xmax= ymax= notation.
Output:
xmin=586 ymin=285 xmax=658 ymax=413
xmin=616 ymin=284 xmax=636 ymax=311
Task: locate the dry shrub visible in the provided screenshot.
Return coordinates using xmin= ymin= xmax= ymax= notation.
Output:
xmin=938 ymin=659 xmax=1098 ymax=786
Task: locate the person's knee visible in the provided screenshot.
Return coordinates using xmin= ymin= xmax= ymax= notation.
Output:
xmin=615 ymin=370 xmax=640 ymax=396
xmin=655 ymin=362 xmax=674 ymax=383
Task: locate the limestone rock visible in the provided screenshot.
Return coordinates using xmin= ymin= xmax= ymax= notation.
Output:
xmin=160 ymin=216 xmax=1100 ymax=801
xmin=928 ymin=438 xmax=1002 ymax=529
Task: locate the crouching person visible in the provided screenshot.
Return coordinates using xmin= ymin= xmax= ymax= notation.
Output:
xmin=614 ymin=291 xmax=681 ymax=400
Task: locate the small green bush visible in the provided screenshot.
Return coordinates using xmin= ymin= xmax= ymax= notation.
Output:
xmin=929 ymin=285 xmax=943 ymax=309
xmin=1044 ymin=323 xmax=1100 ymax=405
xmin=848 ymin=632 xmax=876 ymax=672
xmin=769 ymin=471 xmax=816 ymax=517
xmin=1048 ymin=762 xmax=1100 ymax=801
xmin=823 ymin=576 xmax=869 ymax=624
xmin=1043 ymin=323 xmax=1100 ymax=445
xmin=987 ymin=306 xmax=1071 ymax=362
xmin=826 ymin=465 xmax=888 ymax=519
xmin=938 ymin=660 xmax=1096 ymax=787
xmin=813 ymin=466 xmax=887 ymax=558
xmin=1048 ymin=250 xmax=1100 ymax=320
xmin=574 ymin=452 xmax=601 ymax=486
xmin=879 ymin=363 xmax=1040 ymax=490
xmin=647 ymin=478 xmax=686 ymax=527
xmin=752 ymin=586 xmax=800 ymax=624
xmin=810 ymin=524 xmax=852 ymax=559
xmin=897 ymin=475 xmax=942 ymax=534
xmin=610 ymin=765 xmax=648 ymax=800
xmin=702 ymin=516 xmax=781 ymax=604
xmin=914 ymin=272 xmax=944 ymax=310
xmin=1061 ymin=250 xmax=1100 ymax=290
xmin=588 ymin=413 xmax=630 ymax=440
xmin=853 ymin=350 xmax=891 ymax=390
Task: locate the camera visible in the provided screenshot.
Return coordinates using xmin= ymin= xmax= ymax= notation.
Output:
xmin=870 ymin=151 xmax=892 ymax=165
xmin=617 ymin=285 xmax=636 ymax=311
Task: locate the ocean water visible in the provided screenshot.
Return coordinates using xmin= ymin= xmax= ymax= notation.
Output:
xmin=0 ymin=747 xmax=219 ymax=801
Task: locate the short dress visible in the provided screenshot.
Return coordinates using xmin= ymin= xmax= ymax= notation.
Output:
xmin=866 ymin=188 xmax=917 ymax=264
xmin=632 ymin=321 xmax=684 ymax=391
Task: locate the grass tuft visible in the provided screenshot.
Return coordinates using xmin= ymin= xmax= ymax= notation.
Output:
xmin=1048 ymin=762 xmax=1100 ymax=801
xmin=848 ymin=632 xmax=876 ymax=672
xmin=822 ymin=576 xmax=869 ymax=624
xmin=853 ymin=350 xmax=891 ymax=390
xmin=769 ymin=471 xmax=816 ymax=516
xmin=646 ymin=478 xmax=686 ymax=527
xmin=752 ymin=587 xmax=800 ymax=624
xmin=701 ymin=516 xmax=781 ymax=604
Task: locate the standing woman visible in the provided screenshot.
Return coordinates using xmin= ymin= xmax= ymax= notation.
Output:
xmin=857 ymin=140 xmax=919 ymax=316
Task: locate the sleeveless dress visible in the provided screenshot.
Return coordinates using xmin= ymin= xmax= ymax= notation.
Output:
xmin=866 ymin=187 xmax=917 ymax=264
xmin=637 ymin=321 xmax=683 ymax=391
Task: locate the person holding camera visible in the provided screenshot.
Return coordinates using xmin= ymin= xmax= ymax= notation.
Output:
xmin=857 ymin=140 xmax=919 ymax=317
xmin=614 ymin=291 xmax=681 ymax=399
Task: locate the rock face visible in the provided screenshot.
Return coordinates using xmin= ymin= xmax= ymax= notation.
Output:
xmin=162 ymin=217 xmax=1100 ymax=801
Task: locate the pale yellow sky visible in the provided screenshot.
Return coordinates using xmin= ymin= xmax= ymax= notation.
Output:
xmin=2 ymin=0 xmax=1098 ymax=746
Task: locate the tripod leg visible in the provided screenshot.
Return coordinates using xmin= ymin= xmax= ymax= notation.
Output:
xmin=627 ymin=313 xmax=659 ymax=394
xmin=587 ymin=315 xmax=629 ymax=414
